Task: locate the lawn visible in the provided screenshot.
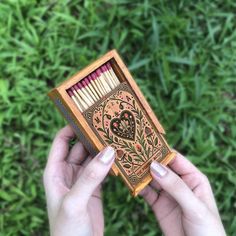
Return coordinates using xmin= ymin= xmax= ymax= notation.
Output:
xmin=0 ymin=0 xmax=236 ymax=235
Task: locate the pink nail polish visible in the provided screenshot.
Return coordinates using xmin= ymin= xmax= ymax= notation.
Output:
xmin=98 ymin=146 xmax=115 ymax=164
xmin=150 ymin=161 xmax=167 ymax=178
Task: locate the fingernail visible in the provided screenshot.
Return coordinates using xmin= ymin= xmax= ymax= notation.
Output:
xmin=150 ymin=161 xmax=167 ymax=178
xmin=98 ymin=146 xmax=115 ymax=164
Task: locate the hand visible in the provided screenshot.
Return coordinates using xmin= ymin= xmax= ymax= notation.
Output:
xmin=140 ymin=151 xmax=226 ymax=236
xmin=43 ymin=126 xmax=115 ymax=236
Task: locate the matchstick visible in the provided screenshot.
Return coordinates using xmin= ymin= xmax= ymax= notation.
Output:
xmin=101 ymin=65 xmax=116 ymax=89
xmin=68 ymin=89 xmax=83 ymax=112
xmin=106 ymin=62 xmax=120 ymax=85
xmin=88 ymin=75 xmax=103 ymax=98
xmin=71 ymin=87 xmax=88 ymax=110
xmin=94 ymin=72 xmax=107 ymax=95
xmin=74 ymin=84 xmax=92 ymax=107
xmin=85 ymin=77 xmax=100 ymax=100
xmin=78 ymin=82 xmax=95 ymax=105
xmin=91 ymin=72 xmax=106 ymax=96
xmin=103 ymin=64 xmax=119 ymax=87
xmin=68 ymin=62 xmax=121 ymax=113
xmin=81 ymin=80 xmax=97 ymax=102
xmin=96 ymin=69 xmax=111 ymax=93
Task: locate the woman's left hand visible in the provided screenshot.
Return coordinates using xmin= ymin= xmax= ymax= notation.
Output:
xmin=43 ymin=125 xmax=115 ymax=236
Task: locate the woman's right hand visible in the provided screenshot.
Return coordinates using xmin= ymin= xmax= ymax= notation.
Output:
xmin=140 ymin=151 xmax=226 ymax=236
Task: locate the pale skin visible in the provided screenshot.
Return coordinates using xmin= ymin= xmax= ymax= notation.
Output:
xmin=43 ymin=126 xmax=226 ymax=236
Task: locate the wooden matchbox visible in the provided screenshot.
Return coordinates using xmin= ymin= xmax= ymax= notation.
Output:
xmin=48 ymin=49 xmax=175 ymax=196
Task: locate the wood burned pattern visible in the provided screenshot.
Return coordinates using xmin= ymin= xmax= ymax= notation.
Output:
xmin=84 ymin=82 xmax=170 ymax=187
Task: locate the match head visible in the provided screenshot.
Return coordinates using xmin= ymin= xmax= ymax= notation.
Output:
xmin=85 ymin=77 xmax=90 ymax=85
xmin=88 ymin=75 xmax=93 ymax=82
xmin=106 ymin=62 xmax=112 ymax=69
xmin=96 ymin=68 xmax=102 ymax=76
xmin=71 ymin=87 xmax=77 ymax=94
xmin=67 ymin=89 xmax=73 ymax=97
xmin=91 ymin=72 xmax=97 ymax=80
xmin=101 ymin=65 xmax=107 ymax=72
xmin=82 ymin=80 xmax=87 ymax=87
xmin=77 ymin=82 xmax=83 ymax=89
xmin=74 ymin=84 xmax=79 ymax=90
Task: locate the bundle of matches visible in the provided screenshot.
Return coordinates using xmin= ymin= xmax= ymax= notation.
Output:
xmin=67 ymin=62 xmax=120 ymax=112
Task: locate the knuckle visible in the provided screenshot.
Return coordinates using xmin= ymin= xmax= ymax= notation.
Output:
xmin=167 ymin=175 xmax=183 ymax=189
xmin=82 ymin=167 xmax=100 ymax=183
xmin=190 ymin=204 xmax=210 ymax=221
xmin=55 ymin=127 xmax=67 ymax=141
xmin=61 ymin=196 xmax=74 ymax=213
xmin=55 ymin=130 xmax=62 ymax=140
xmin=61 ymin=195 xmax=85 ymax=217
xmin=141 ymin=188 xmax=149 ymax=197
xmin=200 ymin=173 xmax=209 ymax=183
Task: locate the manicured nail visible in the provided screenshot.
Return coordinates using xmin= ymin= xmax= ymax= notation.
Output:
xmin=150 ymin=161 xmax=167 ymax=178
xmin=98 ymin=146 xmax=115 ymax=164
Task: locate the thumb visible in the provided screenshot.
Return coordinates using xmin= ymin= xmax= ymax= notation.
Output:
xmin=150 ymin=161 xmax=205 ymax=215
xmin=67 ymin=146 xmax=115 ymax=207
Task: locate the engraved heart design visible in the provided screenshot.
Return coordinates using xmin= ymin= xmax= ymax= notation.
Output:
xmin=110 ymin=110 xmax=135 ymax=140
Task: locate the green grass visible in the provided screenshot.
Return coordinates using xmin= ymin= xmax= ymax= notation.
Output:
xmin=1 ymin=0 xmax=236 ymax=235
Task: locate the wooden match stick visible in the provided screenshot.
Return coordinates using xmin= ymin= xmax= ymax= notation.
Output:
xmin=82 ymin=80 xmax=97 ymax=102
xmin=78 ymin=82 xmax=95 ymax=105
xmin=93 ymin=72 xmax=107 ymax=95
xmin=85 ymin=77 xmax=100 ymax=100
xmin=91 ymin=72 xmax=106 ymax=96
xmin=68 ymin=89 xmax=83 ymax=112
xmin=71 ymin=87 xmax=88 ymax=110
xmin=68 ymin=62 xmax=121 ymax=113
xmin=74 ymin=84 xmax=92 ymax=107
xmin=101 ymin=65 xmax=116 ymax=89
xmin=103 ymin=64 xmax=119 ymax=87
xmin=88 ymin=75 xmax=103 ymax=98
xmin=96 ymin=69 xmax=111 ymax=92
xmin=96 ymin=69 xmax=109 ymax=93
xmin=106 ymin=62 xmax=120 ymax=85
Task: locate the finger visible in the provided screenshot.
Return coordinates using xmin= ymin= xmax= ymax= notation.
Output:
xmin=150 ymin=161 xmax=206 ymax=217
xmin=170 ymin=151 xmax=212 ymax=192
xmin=66 ymin=146 xmax=115 ymax=207
xmin=169 ymin=150 xmax=201 ymax=176
xmin=150 ymin=179 xmax=162 ymax=191
xmin=44 ymin=125 xmax=75 ymax=189
xmin=169 ymin=151 xmax=217 ymax=213
xmin=81 ymin=155 xmax=92 ymax=167
xmin=47 ymin=125 xmax=75 ymax=167
xmin=88 ymin=193 xmax=104 ymax=236
xmin=139 ymin=185 xmax=159 ymax=208
xmin=73 ymin=156 xmax=92 ymax=180
xmin=67 ymin=142 xmax=88 ymax=165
